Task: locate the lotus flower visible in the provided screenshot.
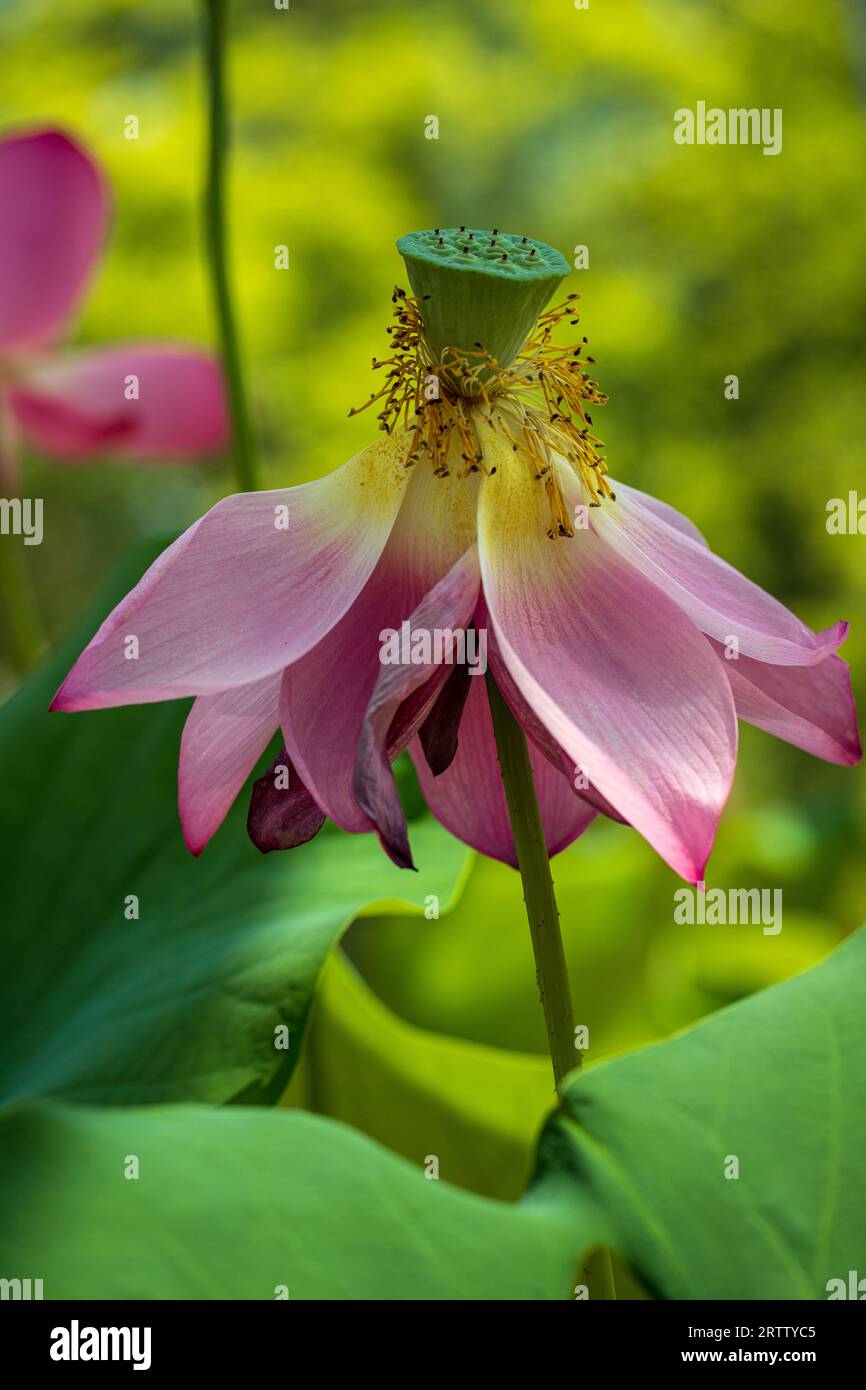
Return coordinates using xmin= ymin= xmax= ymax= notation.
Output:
xmin=0 ymin=128 xmax=227 ymax=486
xmin=50 ymin=229 xmax=860 ymax=882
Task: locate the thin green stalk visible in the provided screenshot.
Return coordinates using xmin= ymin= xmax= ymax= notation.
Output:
xmin=0 ymin=426 xmax=44 ymax=673
xmin=200 ymin=0 xmax=258 ymax=493
xmin=486 ymin=670 xmax=615 ymax=1298
xmin=486 ymin=670 xmax=577 ymax=1087
xmin=0 ymin=530 xmax=44 ymax=673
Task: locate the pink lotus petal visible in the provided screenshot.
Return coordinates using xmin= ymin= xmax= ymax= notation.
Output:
xmin=9 ymin=347 xmax=228 ymax=459
xmin=280 ymin=465 xmax=481 ymax=858
xmin=483 ymin=619 xmax=628 ymax=825
xmin=178 ymin=672 xmax=282 ymax=855
xmin=618 ymin=482 xmax=708 ymax=546
xmin=0 ymin=129 xmax=107 ymax=352
xmin=410 ymin=674 xmax=596 ymax=868
xmin=353 ymin=546 xmax=481 ymax=867
xmin=477 ymin=441 xmax=737 ymax=883
xmin=247 ymin=748 xmax=326 ymax=853
xmin=594 ymin=477 xmax=847 ymax=665
xmin=712 ymin=642 xmax=862 ymax=766
xmin=50 ymin=435 xmax=414 ymax=710
xmin=8 ymin=380 xmax=130 ymax=455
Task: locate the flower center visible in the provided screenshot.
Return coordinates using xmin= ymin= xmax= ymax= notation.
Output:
xmin=349 ymin=228 xmax=616 ymax=538
xmin=397 ymin=226 xmax=570 ymax=377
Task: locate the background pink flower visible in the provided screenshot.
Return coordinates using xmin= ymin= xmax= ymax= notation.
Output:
xmin=0 ymin=128 xmax=228 ymax=485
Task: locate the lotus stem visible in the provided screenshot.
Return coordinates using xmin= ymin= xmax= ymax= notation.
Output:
xmin=0 ymin=426 xmax=44 ymax=673
xmin=200 ymin=0 xmax=258 ymax=493
xmin=485 ymin=669 xmax=577 ymax=1088
xmin=486 ymin=669 xmax=616 ymax=1299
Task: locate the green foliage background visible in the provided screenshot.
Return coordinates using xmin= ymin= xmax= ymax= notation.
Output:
xmin=0 ymin=0 xmax=864 ymax=1299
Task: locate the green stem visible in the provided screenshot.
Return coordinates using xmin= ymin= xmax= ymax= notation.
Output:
xmin=0 ymin=532 xmax=44 ymax=673
xmin=486 ymin=670 xmax=616 ymax=1299
xmin=0 ymin=424 xmax=44 ymax=673
xmin=485 ymin=671 xmax=577 ymax=1088
xmin=590 ymin=1250 xmax=618 ymax=1301
xmin=200 ymin=0 xmax=258 ymax=493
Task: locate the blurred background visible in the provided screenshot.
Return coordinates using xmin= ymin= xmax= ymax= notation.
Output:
xmin=1 ymin=0 xmax=864 ymax=1202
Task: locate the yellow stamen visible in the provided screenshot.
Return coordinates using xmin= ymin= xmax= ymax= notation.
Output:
xmin=349 ymin=290 xmax=614 ymax=535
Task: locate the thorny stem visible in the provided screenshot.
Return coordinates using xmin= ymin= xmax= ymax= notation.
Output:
xmin=486 ymin=671 xmax=616 ymax=1298
xmin=201 ymin=0 xmax=259 ymax=493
